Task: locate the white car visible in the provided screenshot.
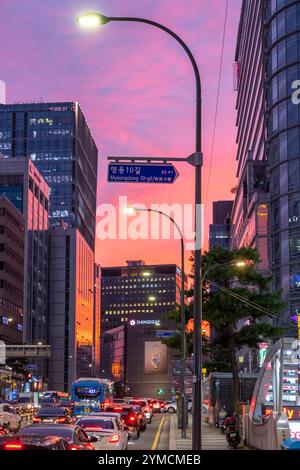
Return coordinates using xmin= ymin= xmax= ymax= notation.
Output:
xmin=165 ymin=399 xmax=193 ymax=414
xmin=75 ymin=414 xmax=128 ymax=450
xmin=0 ymin=403 xmax=21 ymax=432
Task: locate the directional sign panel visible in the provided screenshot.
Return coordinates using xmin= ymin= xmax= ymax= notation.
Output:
xmin=108 ymin=163 xmax=179 ymax=184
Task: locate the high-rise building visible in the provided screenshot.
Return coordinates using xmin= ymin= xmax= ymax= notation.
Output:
xmin=0 ymin=159 xmax=49 ymax=345
xmin=0 ymin=196 xmax=24 ymax=345
xmin=232 ymin=0 xmax=300 ymax=331
xmin=0 ymin=102 xmax=98 ymax=390
xmin=230 ymin=0 xmax=270 ymax=275
xmin=209 ymin=200 xmax=233 ymax=250
xmin=101 ymin=260 xmax=185 ymax=332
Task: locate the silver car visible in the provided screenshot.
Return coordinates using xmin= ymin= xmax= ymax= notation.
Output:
xmin=76 ymin=414 xmax=128 ymax=450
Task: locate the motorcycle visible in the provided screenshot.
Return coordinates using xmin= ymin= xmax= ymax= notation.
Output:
xmin=224 ymin=415 xmax=241 ymax=449
xmin=217 ymin=407 xmax=228 ymax=434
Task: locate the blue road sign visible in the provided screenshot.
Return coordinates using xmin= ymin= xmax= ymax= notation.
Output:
xmin=108 ymin=163 xmax=179 ymax=184
xmin=156 ymin=330 xmax=175 ymax=338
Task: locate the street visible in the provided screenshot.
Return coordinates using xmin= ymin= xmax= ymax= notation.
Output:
xmin=128 ymin=415 xmax=170 ymax=450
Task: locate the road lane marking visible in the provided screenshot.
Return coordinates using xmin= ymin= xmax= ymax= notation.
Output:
xmin=151 ymin=416 xmax=165 ymax=450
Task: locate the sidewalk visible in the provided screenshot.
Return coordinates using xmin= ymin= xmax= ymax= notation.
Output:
xmin=169 ymin=414 xmax=229 ymax=450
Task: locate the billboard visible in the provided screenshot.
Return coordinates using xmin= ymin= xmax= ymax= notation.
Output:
xmin=144 ymin=342 xmax=167 ymax=375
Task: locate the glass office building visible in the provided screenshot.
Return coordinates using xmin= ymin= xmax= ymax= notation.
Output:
xmin=0 ymin=102 xmax=98 ymax=390
xmin=232 ymin=0 xmax=300 ymax=332
xmin=0 ymin=102 xmax=97 ymax=250
xmin=265 ymin=0 xmax=300 ymax=327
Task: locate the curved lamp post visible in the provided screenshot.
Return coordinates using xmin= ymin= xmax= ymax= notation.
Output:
xmin=77 ymin=11 xmax=203 ymax=449
xmin=126 ymin=205 xmax=187 ymax=437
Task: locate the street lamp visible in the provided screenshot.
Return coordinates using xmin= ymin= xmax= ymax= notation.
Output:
xmin=126 ymin=205 xmax=187 ymax=437
xmin=77 ymin=11 xmax=203 ymax=449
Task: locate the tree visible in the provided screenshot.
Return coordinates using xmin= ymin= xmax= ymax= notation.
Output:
xmin=163 ymin=246 xmax=285 ymax=414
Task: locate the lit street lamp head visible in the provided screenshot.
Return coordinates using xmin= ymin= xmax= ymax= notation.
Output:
xmin=76 ymin=12 xmax=110 ymax=29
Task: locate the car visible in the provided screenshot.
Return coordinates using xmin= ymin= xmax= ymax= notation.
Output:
xmin=76 ymin=416 xmax=128 ymax=450
xmin=105 ymin=406 xmax=140 ymax=440
xmin=112 ymin=399 xmax=127 ymax=406
xmin=0 ymin=435 xmax=70 ymax=450
xmin=18 ymin=424 xmax=96 ymax=450
xmin=129 ymin=405 xmax=147 ymax=431
xmin=128 ymin=400 xmax=152 ymax=424
xmin=32 ymin=407 xmax=75 ymax=424
xmin=147 ymin=399 xmax=165 ymax=413
xmin=0 ymin=403 xmax=21 ymax=432
xmin=38 ymin=397 xmax=60 ymax=408
xmin=165 ymin=399 xmax=193 ymax=414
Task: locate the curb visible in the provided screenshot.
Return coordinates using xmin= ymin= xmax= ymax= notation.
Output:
xmin=168 ymin=414 xmax=177 ymax=450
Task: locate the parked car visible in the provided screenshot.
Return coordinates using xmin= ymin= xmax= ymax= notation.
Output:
xmin=0 ymin=403 xmax=21 ymax=432
xmin=18 ymin=424 xmax=96 ymax=450
xmin=0 ymin=435 xmax=70 ymax=450
xmin=76 ymin=415 xmax=128 ymax=450
xmin=128 ymin=399 xmax=152 ymax=424
xmin=32 ymin=407 xmax=74 ymax=424
xmin=105 ymin=406 xmax=140 ymax=440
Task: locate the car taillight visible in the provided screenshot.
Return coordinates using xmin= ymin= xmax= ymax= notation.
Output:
xmin=144 ymin=407 xmax=150 ymax=412
xmin=114 ymin=407 xmax=123 ymax=411
xmin=32 ymin=417 xmax=41 ymax=423
xmin=109 ymin=434 xmax=120 ymax=443
xmin=68 ymin=444 xmax=79 ymax=450
xmin=129 ymin=416 xmax=136 ymax=422
xmin=5 ymin=443 xmax=23 ymax=450
xmin=55 ymin=417 xmax=66 ymax=423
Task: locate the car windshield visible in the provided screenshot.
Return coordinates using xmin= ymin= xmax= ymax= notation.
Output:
xmin=129 ymin=401 xmax=147 ymax=408
xmin=77 ymin=419 xmax=114 ymax=430
xmin=38 ymin=408 xmax=66 ymax=416
xmin=18 ymin=397 xmax=31 ymax=403
xmin=19 ymin=426 xmax=73 ymax=441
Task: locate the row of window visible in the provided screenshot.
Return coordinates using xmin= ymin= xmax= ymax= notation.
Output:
xmin=0 ymin=297 xmax=23 ymax=316
xmin=267 ymin=3 xmax=300 ymax=46
xmin=0 ymin=225 xmax=24 ymax=250
xmin=0 ymin=206 xmax=24 ymax=232
xmin=268 ymin=63 xmax=300 ymax=107
xmin=269 ymin=127 xmax=300 ymax=165
xmin=0 ymin=261 xmax=23 ymax=283
xmin=0 ymin=279 xmax=22 ymax=299
xmin=102 ymin=284 xmax=172 ymax=290
xmin=103 ymin=276 xmax=175 ymax=284
xmin=268 ymin=32 xmax=300 ymax=76
xmin=267 ymin=0 xmax=299 ymax=19
xmin=104 ymin=310 xmax=155 ymax=315
xmin=0 ymin=243 xmax=23 ymax=265
xmin=269 ymin=97 xmax=300 ymax=135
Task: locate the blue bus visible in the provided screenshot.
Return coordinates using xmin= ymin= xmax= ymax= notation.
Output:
xmin=71 ymin=378 xmax=113 ymax=416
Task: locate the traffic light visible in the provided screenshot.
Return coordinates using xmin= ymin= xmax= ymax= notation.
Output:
xmin=157 ymin=388 xmax=164 ymax=395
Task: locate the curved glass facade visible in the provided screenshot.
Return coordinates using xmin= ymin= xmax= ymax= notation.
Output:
xmin=266 ymin=0 xmax=300 ymax=327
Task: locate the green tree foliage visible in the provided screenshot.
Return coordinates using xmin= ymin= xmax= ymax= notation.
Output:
xmin=164 ymin=246 xmax=285 ymax=413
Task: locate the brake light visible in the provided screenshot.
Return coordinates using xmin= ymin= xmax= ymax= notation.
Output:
xmin=109 ymin=434 xmax=120 ymax=443
xmin=129 ymin=416 xmax=136 ymax=422
xmin=32 ymin=417 xmax=41 ymax=423
xmin=55 ymin=417 xmax=66 ymax=423
xmin=5 ymin=443 xmax=23 ymax=450
xmin=68 ymin=444 xmax=79 ymax=450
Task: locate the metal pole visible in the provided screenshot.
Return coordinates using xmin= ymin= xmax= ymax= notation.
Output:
xmin=180 ymin=235 xmax=186 ymax=438
xmin=107 ymin=16 xmax=203 ymax=450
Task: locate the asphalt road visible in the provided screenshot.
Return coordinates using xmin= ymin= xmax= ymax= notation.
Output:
xmin=128 ymin=414 xmax=170 ymax=450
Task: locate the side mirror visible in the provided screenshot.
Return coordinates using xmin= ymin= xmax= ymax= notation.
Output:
xmin=123 ymin=425 xmax=129 ymax=431
xmin=89 ymin=435 xmax=98 ymax=443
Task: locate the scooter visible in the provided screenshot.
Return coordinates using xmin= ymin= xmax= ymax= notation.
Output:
xmin=224 ymin=415 xmax=241 ymax=449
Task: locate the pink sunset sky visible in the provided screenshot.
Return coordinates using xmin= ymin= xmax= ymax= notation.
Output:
xmin=0 ymin=0 xmax=242 ymax=271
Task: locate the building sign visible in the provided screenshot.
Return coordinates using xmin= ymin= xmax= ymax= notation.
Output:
xmin=144 ymin=342 xmax=167 ymax=375
xmin=111 ymin=362 xmax=121 ymax=380
xmin=130 ymin=319 xmax=160 ymax=327
xmin=263 ymin=406 xmax=300 ymax=421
